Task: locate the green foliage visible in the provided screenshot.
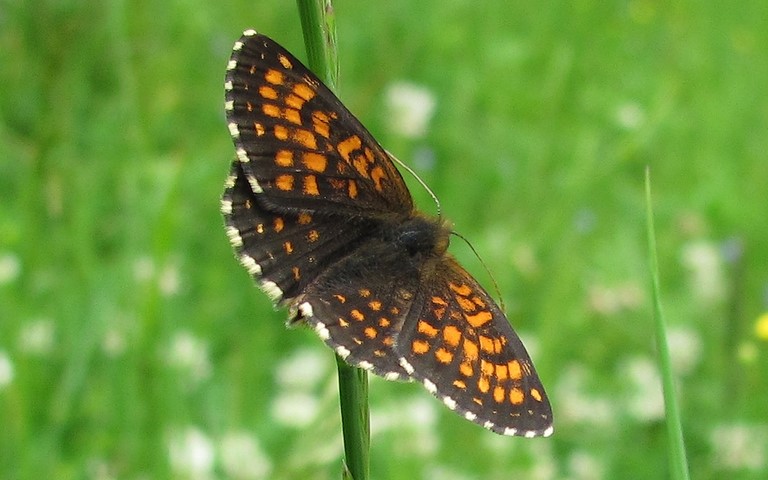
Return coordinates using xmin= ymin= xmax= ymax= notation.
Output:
xmin=1 ymin=1 xmax=767 ymax=478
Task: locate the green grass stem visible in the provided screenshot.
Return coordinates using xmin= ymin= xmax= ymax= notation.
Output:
xmin=295 ymin=1 xmax=370 ymax=479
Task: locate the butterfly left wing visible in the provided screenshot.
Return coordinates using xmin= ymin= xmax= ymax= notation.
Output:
xmin=396 ymin=256 xmax=553 ymax=437
xmin=225 ymin=31 xmax=413 ymax=217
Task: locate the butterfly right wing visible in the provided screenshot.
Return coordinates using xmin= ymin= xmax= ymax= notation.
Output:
xmin=396 ymin=256 xmax=553 ymax=437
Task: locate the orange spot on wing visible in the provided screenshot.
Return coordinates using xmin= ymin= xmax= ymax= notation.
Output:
xmin=364 ymin=327 xmax=377 ymax=339
xmin=465 ymin=310 xmax=493 ymax=328
xmin=459 ymin=361 xmax=473 ymax=377
xmin=531 ymin=388 xmax=543 ymax=402
xmin=370 ymin=166 xmax=386 ymax=191
xmin=297 ymin=212 xmax=312 ymax=224
xmin=274 ymin=125 xmax=288 ymax=140
xmin=265 ymin=69 xmax=284 ymax=85
xmin=273 ymin=217 xmax=284 ymax=232
xmin=480 ymin=360 xmax=494 ymax=376
xmin=275 ymin=175 xmax=293 ymax=191
xmin=275 ymin=150 xmax=293 ymax=167
xmin=368 ymin=300 xmax=382 ymax=311
xmin=312 ymin=111 xmax=330 ymax=138
xmin=509 ymin=387 xmax=524 ymax=405
xmin=493 ymin=386 xmax=505 ymax=403
xmin=293 ymin=82 xmax=315 ymax=101
xmin=443 ymin=325 xmax=462 ymax=347
xmin=478 ymin=376 xmax=490 ymax=393
xmin=435 ymin=347 xmax=453 ymax=364
xmin=285 ymin=93 xmax=304 ymax=110
xmin=457 ymin=296 xmax=475 ymax=312
xmin=292 ymin=129 xmax=317 ymax=149
xmin=350 ymin=309 xmax=364 ymax=321
xmin=508 ymin=360 xmax=522 ymax=380
xmin=302 ymin=152 xmax=327 ymax=172
xmin=337 ymin=135 xmax=362 ymax=161
xmin=262 ymin=104 xmax=280 ymax=118
xmin=303 ymin=175 xmax=319 ymax=195
xmin=463 ymin=339 xmax=478 ymax=360
xmin=348 ymin=180 xmax=358 ymax=198
xmin=285 ymin=107 xmax=301 ymax=125
xmin=412 ymin=339 xmax=430 ymax=354
xmin=418 ymin=320 xmax=439 ymax=338
xmin=277 ymin=54 xmax=292 ymax=69
xmin=453 ymin=379 xmax=467 ymax=389
xmin=479 ymin=335 xmax=495 ymax=354
xmin=449 ymin=283 xmax=472 ymax=297
xmin=259 ymin=85 xmax=278 ymax=99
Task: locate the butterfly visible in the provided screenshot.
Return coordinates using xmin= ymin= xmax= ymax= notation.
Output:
xmin=221 ymin=30 xmax=553 ymax=437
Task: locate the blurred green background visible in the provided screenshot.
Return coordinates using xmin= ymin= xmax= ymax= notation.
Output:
xmin=2 ymin=1 xmax=767 ymax=479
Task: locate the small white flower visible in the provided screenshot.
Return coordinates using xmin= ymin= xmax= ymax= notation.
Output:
xmin=421 ymin=466 xmax=473 ymax=480
xmin=0 ymin=350 xmax=14 ymax=388
xmin=18 ymin=318 xmax=55 ymax=355
xmin=271 ymin=392 xmax=320 ymax=428
xmin=615 ymin=102 xmax=645 ymax=130
xmin=681 ymin=241 xmax=726 ymax=304
xmin=710 ymin=424 xmax=767 ymax=471
xmin=555 ymin=364 xmax=617 ymax=427
xmin=0 ymin=253 xmax=21 ymax=284
xmin=168 ymin=426 xmax=215 ymax=479
xmin=587 ymin=282 xmax=644 ymax=316
xmin=567 ymin=450 xmax=605 ymax=480
xmin=219 ymin=431 xmax=272 ymax=480
xmin=621 ymin=356 xmax=664 ymax=422
xmin=384 ymin=82 xmax=436 ymax=139
xmin=159 ymin=260 xmax=181 ymax=296
xmin=666 ymin=326 xmax=702 ymax=375
xmin=133 ymin=255 xmax=155 ymax=283
xmin=274 ymin=347 xmax=331 ymax=392
xmin=102 ymin=328 xmax=127 ymax=357
xmin=166 ymin=330 xmax=211 ymax=385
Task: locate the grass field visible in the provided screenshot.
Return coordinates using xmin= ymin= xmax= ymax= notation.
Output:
xmin=2 ymin=1 xmax=767 ymax=479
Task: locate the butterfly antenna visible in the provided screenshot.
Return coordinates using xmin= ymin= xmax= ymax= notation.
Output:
xmin=386 ymin=150 xmax=441 ymax=218
xmin=451 ymin=231 xmax=507 ymax=313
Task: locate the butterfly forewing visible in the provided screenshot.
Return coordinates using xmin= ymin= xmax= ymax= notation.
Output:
xmin=225 ymin=31 xmax=413 ymax=216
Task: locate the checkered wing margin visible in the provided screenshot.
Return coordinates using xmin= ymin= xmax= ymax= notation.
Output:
xmin=397 ymin=257 xmax=553 ymax=437
xmin=225 ymin=30 xmax=413 ymax=217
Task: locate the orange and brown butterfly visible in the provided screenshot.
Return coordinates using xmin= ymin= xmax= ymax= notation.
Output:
xmin=222 ymin=30 xmax=553 ymax=437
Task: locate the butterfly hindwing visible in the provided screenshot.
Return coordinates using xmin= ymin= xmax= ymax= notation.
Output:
xmin=223 ymin=160 xmax=372 ymax=303
xmin=397 ymin=257 xmax=553 ymax=437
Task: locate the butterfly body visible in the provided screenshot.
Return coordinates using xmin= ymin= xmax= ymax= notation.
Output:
xmin=223 ymin=30 xmax=553 ymax=437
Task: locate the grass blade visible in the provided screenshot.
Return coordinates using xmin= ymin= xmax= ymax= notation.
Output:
xmin=645 ymin=166 xmax=690 ymax=480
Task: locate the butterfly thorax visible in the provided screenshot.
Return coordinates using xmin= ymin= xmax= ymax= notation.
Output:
xmin=382 ymin=214 xmax=451 ymax=260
